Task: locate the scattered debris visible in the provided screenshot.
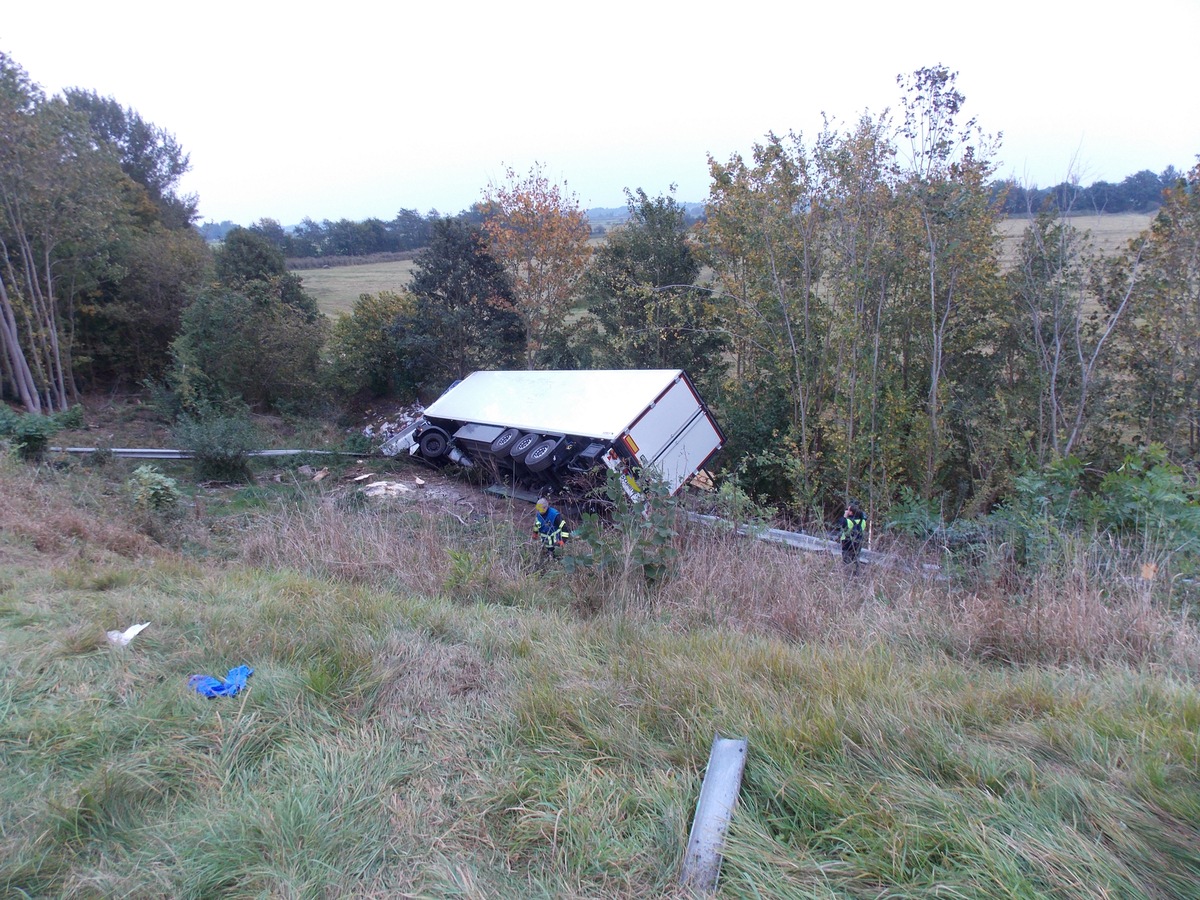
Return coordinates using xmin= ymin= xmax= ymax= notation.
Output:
xmin=363 ymin=480 xmax=413 ymax=497
xmin=312 ymin=467 xmax=329 ymax=481
xmin=352 ymin=473 xmax=374 ymax=482
xmin=107 ymin=622 xmax=150 ymax=646
xmin=188 ymin=665 xmax=254 ymax=697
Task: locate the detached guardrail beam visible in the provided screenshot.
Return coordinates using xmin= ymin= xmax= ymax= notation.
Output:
xmin=680 ymin=734 xmax=748 ymax=893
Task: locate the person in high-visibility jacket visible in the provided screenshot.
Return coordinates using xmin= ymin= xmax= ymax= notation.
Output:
xmin=534 ymin=497 xmax=570 ymax=550
xmin=837 ymin=502 xmax=866 ymax=567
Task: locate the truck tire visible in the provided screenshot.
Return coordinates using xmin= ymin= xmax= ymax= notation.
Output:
xmin=509 ymin=432 xmax=540 ymax=461
xmin=418 ymin=428 xmax=449 ymax=459
xmin=526 ymin=438 xmax=562 ymax=473
xmin=490 ymin=427 xmax=521 ymax=454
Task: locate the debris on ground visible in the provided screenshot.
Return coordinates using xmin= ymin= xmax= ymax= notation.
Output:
xmin=107 ymin=622 xmax=150 ymax=646
xmin=188 ymin=665 xmax=254 ymax=697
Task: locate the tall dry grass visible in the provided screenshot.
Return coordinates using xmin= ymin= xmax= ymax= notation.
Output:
xmin=238 ymin=496 xmax=1200 ymax=674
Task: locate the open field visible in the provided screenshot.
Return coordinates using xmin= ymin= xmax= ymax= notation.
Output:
xmin=296 ymin=258 xmax=418 ymax=318
xmin=3 ymin=398 xmax=1200 ymax=897
xmin=997 ymin=211 xmax=1154 ymax=267
xmin=298 ymin=214 xmax=1156 ymax=319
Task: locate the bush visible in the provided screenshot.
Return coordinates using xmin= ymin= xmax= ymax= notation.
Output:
xmin=11 ymin=414 xmax=57 ymax=461
xmin=0 ymin=404 xmax=21 ymax=437
xmin=172 ymin=413 xmax=259 ymax=482
xmin=169 ymin=285 xmax=328 ymax=413
xmin=125 ymin=465 xmax=183 ymax=515
xmin=52 ymin=405 xmax=84 ymax=430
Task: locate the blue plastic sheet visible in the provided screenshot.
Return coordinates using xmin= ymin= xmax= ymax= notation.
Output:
xmin=188 ymin=665 xmax=253 ymax=697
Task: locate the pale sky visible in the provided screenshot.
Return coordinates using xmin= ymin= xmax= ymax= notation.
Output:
xmin=4 ymin=1 xmax=1197 ymax=226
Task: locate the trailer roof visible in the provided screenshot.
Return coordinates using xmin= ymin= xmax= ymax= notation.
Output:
xmin=423 ymin=369 xmax=689 ymax=440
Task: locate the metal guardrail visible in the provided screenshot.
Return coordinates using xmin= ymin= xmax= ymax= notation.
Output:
xmin=50 ymin=447 xmax=357 ymax=459
xmin=687 ymin=512 xmax=940 ymax=573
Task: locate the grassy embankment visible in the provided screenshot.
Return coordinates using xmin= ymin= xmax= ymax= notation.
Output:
xmin=2 ymin=430 xmax=1199 ymax=898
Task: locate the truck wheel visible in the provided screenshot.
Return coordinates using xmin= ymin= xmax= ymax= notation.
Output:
xmin=418 ymin=428 xmax=449 ymax=459
xmin=509 ymin=432 xmax=540 ymax=461
xmin=490 ymin=427 xmax=521 ymax=454
xmin=526 ymin=438 xmax=562 ymax=473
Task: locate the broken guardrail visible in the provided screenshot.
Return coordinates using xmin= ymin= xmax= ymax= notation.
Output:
xmin=680 ymin=734 xmax=748 ymax=893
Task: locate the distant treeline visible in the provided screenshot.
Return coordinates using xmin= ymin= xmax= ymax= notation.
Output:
xmin=990 ymin=167 xmax=1181 ymax=216
xmin=196 ymin=202 xmax=707 ymax=258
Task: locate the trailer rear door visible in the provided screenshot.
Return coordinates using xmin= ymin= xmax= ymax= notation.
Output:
xmin=624 ymin=375 xmax=723 ymax=494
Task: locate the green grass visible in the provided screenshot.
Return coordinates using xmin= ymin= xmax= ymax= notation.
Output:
xmin=3 ymin=456 xmax=1200 ymax=897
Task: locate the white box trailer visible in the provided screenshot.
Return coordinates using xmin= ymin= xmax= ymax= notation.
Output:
xmin=383 ymin=369 xmax=724 ymax=498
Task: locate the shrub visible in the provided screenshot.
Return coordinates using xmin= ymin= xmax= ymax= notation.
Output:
xmin=172 ymin=413 xmax=259 ymax=482
xmin=0 ymin=404 xmax=21 ymax=436
xmin=125 ymin=465 xmax=183 ymax=515
xmin=12 ymin=414 xmax=57 ymax=461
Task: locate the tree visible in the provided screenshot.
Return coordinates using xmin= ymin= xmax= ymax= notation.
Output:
xmin=1118 ymin=162 xmax=1200 ymax=457
xmin=895 ymin=64 xmax=1004 ymax=496
xmin=0 ymin=54 xmax=126 ymax=412
xmin=75 ymin=222 xmax=210 ymax=386
xmin=702 ymin=129 xmax=839 ymax=515
xmin=64 ymin=88 xmax=197 ymax=228
xmin=169 ymin=284 xmax=328 ymax=412
xmin=480 ymin=163 xmax=591 ymax=368
xmin=394 ymin=216 xmax=524 ymax=394
xmin=577 ymin=188 xmax=727 ymax=386
xmin=215 ymin=227 xmax=319 ymax=321
xmin=326 ymin=291 xmax=418 ymax=398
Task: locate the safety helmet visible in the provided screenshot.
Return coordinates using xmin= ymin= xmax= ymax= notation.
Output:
xmin=536 ymin=498 xmax=549 ymax=513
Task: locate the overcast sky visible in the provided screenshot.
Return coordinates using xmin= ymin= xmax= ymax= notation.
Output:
xmin=4 ymin=1 xmax=1197 ymax=226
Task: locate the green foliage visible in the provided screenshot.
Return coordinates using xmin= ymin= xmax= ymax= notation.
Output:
xmin=395 ymin=217 xmax=524 ymax=395
xmin=981 ymin=447 xmax=1199 ymax=569
xmin=325 ymin=290 xmax=418 ymax=398
xmin=707 ymin=475 xmax=777 ymax=528
xmin=52 ymin=405 xmax=84 ymax=430
xmin=169 ymin=285 xmax=328 ymax=412
xmin=566 ymin=472 xmax=680 ymax=587
xmin=885 ymin=485 xmax=944 ymax=539
xmin=171 ymin=411 xmax=258 ymax=482
xmin=1093 ymin=445 xmax=1200 ymax=549
xmin=124 ymin=464 xmax=183 ymax=515
xmin=575 ymin=188 xmax=728 ymax=385
xmin=0 ymin=404 xmax=20 ymax=436
xmin=214 ymin=226 xmax=287 ymax=283
xmin=11 ymin=414 xmax=58 ymax=460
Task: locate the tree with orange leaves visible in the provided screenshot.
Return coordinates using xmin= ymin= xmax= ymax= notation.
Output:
xmin=481 ymin=163 xmax=591 ymax=369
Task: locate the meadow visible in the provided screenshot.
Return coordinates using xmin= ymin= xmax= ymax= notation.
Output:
xmin=2 ymin=424 xmax=1198 ymax=898
xmin=295 ymin=258 xmax=418 ymax=318
xmin=298 ymin=214 xmax=1156 ymax=320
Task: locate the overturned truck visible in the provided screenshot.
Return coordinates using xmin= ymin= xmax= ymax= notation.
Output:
xmin=382 ymin=369 xmax=724 ymax=500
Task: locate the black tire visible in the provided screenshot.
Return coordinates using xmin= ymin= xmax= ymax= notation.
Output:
xmin=526 ymin=438 xmax=562 ymax=473
xmin=418 ymin=428 xmax=449 ymax=459
xmin=509 ymin=432 xmax=540 ymax=461
xmin=490 ymin=427 xmax=521 ymax=454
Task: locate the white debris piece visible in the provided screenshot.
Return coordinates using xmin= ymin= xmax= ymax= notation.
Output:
xmin=107 ymin=622 xmax=150 ymax=646
xmin=363 ymin=481 xmax=413 ymax=497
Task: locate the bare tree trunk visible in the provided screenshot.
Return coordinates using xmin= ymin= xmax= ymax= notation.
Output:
xmin=0 ymin=276 xmax=41 ymax=412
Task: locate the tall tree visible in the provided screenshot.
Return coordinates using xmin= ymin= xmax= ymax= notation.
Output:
xmin=64 ymin=88 xmax=197 ymax=228
xmin=395 ymin=217 xmax=524 ymax=394
xmin=1119 ymin=162 xmax=1199 ymax=457
xmin=895 ymin=65 xmax=1004 ymax=496
xmin=0 ymin=54 xmax=126 ymax=412
xmin=577 ymin=188 xmax=727 ymax=386
xmin=480 ymin=163 xmax=591 ymax=368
